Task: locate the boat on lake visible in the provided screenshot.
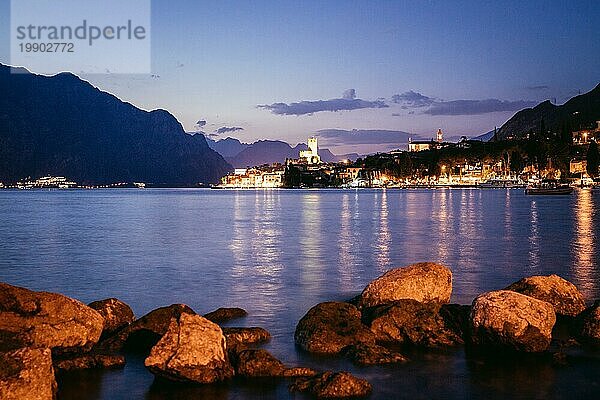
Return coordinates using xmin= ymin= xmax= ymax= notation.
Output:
xmin=479 ymin=177 xmax=526 ymax=188
xmin=525 ymin=180 xmax=573 ymax=195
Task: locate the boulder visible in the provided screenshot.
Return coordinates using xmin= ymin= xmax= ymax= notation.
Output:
xmin=342 ymin=343 xmax=407 ymax=366
xmin=97 ymin=304 xmax=195 ymax=353
xmin=579 ymin=301 xmax=600 ymax=344
xmin=145 ymin=313 xmax=234 ymax=384
xmin=283 ymin=367 xmax=319 ymax=378
xmin=231 ymin=348 xmax=285 ymax=377
xmin=88 ymin=298 xmax=135 ymax=336
xmin=470 ymin=290 xmax=556 ymax=352
xmin=203 ymin=307 xmax=248 ymax=323
xmin=289 ymin=371 xmax=372 ymax=399
xmin=505 ymin=275 xmax=586 ymax=317
xmin=358 ymin=263 xmax=452 ymax=309
xmin=0 ymin=347 xmax=57 ymax=400
xmin=439 ymin=304 xmax=472 ymax=342
xmin=294 ymin=302 xmax=376 ymax=354
xmin=367 ymin=299 xmax=464 ymax=347
xmin=53 ymin=353 xmax=126 ymax=372
xmin=0 ymin=282 xmax=103 ymax=354
xmin=222 ymin=327 xmax=271 ymax=347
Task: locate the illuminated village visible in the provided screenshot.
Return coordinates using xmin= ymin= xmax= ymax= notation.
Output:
xmin=217 ymin=121 xmax=600 ymax=189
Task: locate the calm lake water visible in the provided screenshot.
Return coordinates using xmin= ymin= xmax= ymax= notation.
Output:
xmin=1 ymin=188 xmax=600 ymax=399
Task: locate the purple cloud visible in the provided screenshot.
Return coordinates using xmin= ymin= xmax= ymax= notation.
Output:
xmin=215 ymin=126 xmax=244 ymax=134
xmin=257 ymin=90 xmax=388 ymax=116
xmin=392 ymin=90 xmax=434 ymax=107
xmin=316 ymin=129 xmax=413 ymax=146
xmin=392 ymin=90 xmax=537 ymax=116
xmin=424 ymin=99 xmax=538 ymax=115
xmin=342 ymin=88 xmax=356 ymax=100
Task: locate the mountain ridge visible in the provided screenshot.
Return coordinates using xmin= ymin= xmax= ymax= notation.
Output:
xmin=496 ymin=83 xmax=600 ymax=140
xmin=0 ymin=64 xmax=232 ymax=185
xmin=205 ymin=136 xmax=359 ymax=168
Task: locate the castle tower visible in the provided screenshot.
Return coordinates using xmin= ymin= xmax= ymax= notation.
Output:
xmin=436 ymin=129 xmax=443 ymax=143
xmin=299 ymin=136 xmax=321 ymax=164
xmin=308 ymin=137 xmax=318 ymax=156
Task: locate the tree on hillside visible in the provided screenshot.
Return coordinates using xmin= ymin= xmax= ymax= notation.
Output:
xmin=587 ymin=140 xmax=599 ymax=178
xmin=509 ymin=150 xmax=525 ymax=174
xmin=396 ymin=153 xmax=414 ymax=177
xmin=540 ymin=119 xmax=546 ymax=138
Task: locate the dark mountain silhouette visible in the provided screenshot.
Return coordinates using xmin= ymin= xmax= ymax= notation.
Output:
xmin=204 ymin=137 xmax=358 ymax=168
xmin=472 ymin=130 xmax=495 ymax=142
xmin=0 ymin=64 xmax=231 ymax=185
xmin=495 ymin=83 xmax=600 ymax=140
xmin=205 ymin=137 xmax=249 ymax=158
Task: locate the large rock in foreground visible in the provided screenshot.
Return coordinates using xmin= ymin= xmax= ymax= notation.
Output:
xmin=203 ymin=307 xmax=247 ymax=324
xmin=290 ymin=371 xmax=371 ymax=399
xmin=358 ymin=263 xmax=452 ymax=309
xmin=53 ymin=353 xmax=126 ymax=372
xmin=98 ymin=304 xmax=195 ymax=353
xmin=0 ymin=347 xmax=57 ymax=400
xmin=471 ymin=290 xmax=556 ymax=352
xmin=579 ymin=301 xmax=600 ymax=344
xmin=505 ymin=275 xmax=586 ymax=317
xmin=342 ymin=343 xmax=408 ymax=366
xmin=295 ymin=302 xmax=375 ymax=354
xmin=222 ymin=327 xmax=271 ymax=347
xmin=367 ymin=299 xmax=464 ymax=347
xmin=231 ymin=348 xmax=285 ymax=377
xmin=145 ymin=313 xmax=234 ymax=384
xmin=88 ymin=298 xmax=135 ymax=337
xmin=0 ymin=283 xmax=103 ymax=354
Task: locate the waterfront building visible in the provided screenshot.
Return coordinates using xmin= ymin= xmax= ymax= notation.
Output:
xmin=407 ymin=138 xmax=435 ymax=152
xmin=17 ymin=176 xmax=77 ymax=189
xmin=572 ymin=121 xmax=600 ymax=145
xmin=408 ymin=129 xmax=449 ymax=152
xmin=570 ymin=159 xmax=588 ymax=174
xmin=219 ymin=166 xmax=285 ymax=188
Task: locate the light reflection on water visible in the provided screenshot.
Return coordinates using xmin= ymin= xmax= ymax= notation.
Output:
xmin=1 ymin=188 xmax=600 ymax=399
xmin=572 ymin=188 xmax=596 ymax=295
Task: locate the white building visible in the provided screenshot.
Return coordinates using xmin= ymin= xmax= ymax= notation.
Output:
xmin=299 ymin=137 xmax=321 ymax=164
xmin=407 ymin=138 xmax=434 ymax=152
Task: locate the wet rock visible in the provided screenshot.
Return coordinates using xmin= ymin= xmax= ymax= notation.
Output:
xmin=0 ymin=347 xmax=57 ymax=400
xmin=342 ymin=343 xmax=408 ymax=366
xmin=231 ymin=348 xmax=285 ymax=377
xmin=358 ymin=262 xmax=452 ymax=309
xmin=98 ymin=304 xmax=195 ymax=353
xmin=471 ymin=290 xmax=556 ymax=352
xmin=88 ymin=298 xmax=135 ymax=337
xmin=53 ymin=353 xmax=126 ymax=372
xmin=222 ymin=327 xmax=271 ymax=347
xmin=579 ymin=301 xmax=600 ymax=344
xmin=145 ymin=313 xmax=234 ymax=384
xmin=367 ymin=299 xmax=464 ymax=347
xmin=295 ymin=302 xmax=376 ymax=354
xmin=283 ymin=367 xmax=319 ymax=377
xmin=505 ymin=275 xmax=586 ymax=317
xmin=439 ymin=304 xmax=472 ymax=342
xmin=0 ymin=282 xmax=103 ymax=354
xmin=203 ymin=307 xmax=248 ymax=323
xmin=289 ymin=371 xmax=372 ymax=399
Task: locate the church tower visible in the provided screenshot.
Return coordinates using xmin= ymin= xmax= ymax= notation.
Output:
xmin=436 ymin=128 xmax=443 ymax=143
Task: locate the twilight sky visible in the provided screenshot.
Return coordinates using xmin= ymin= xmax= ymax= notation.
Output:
xmin=1 ymin=0 xmax=599 ymax=153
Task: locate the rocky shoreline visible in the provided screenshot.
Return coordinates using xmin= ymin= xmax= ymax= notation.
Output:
xmin=2 ymin=262 xmax=600 ymax=399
